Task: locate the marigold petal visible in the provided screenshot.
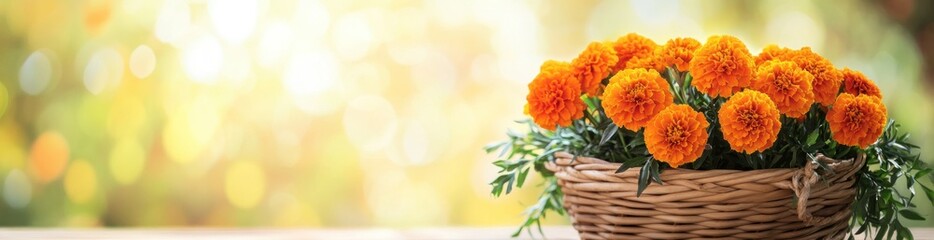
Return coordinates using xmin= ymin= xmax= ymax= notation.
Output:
xmin=572 ymin=42 xmax=619 ymax=96
xmin=688 ymin=35 xmax=755 ymax=98
xmin=657 ymin=37 xmax=701 ymax=72
xmin=842 ymin=68 xmax=883 ymax=99
xmin=718 ymin=90 xmax=781 ymax=153
xmin=602 ymin=69 xmax=674 ymax=131
xmin=751 ymin=60 xmax=815 ymax=118
xmin=755 ymin=44 xmax=794 ymax=66
xmin=644 ymin=105 xmax=709 ymax=168
xmin=610 ymin=33 xmax=657 ymax=72
xmin=789 ymin=47 xmax=842 ymax=106
xmin=527 ymin=60 xmax=586 ymax=130
xmin=826 ymin=93 xmax=887 ymax=148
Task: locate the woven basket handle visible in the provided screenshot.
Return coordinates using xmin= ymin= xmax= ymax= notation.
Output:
xmin=790 ymin=153 xmax=865 ymax=226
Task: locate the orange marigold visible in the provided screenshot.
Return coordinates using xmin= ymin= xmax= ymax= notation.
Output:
xmin=842 ymin=68 xmax=883 ymax=98
xmin=601 ymin=69 xmax=674 ymax=131
xmin=644 ymin=105 xmax=710 ymax=168
xmin=527 ymin=60 xmax=586 ymax=131
xmin=571 ymin=42 xmax=619 ymax=96
xmin=657 ymin=37 xmax=701 ymax=72
xmin=789 ymin=47 xmax=842 ymax=106
xmin=718 ymin=90 xmax=781 ymax=153
xmin=625 ymin=54 xmax=663 ymax=72
xmin=610 ymin=33 xmax=657 ymax=72
xmin=755 ymin=44 xmax=794 ymax=66
xmin=826 ymin=93 xmax=887 ymax=148
xmin=688 ymin=35 xmax=756 ymax=98
xmin=751 ymin=60 xmax=815 ymax=118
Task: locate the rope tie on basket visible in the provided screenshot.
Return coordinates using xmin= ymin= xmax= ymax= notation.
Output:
xmin=790 ymin=154 xmax=865 ymax=226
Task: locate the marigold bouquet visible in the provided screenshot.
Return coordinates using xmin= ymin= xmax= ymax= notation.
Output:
xmin=487 ymin=34 xmax=933 ymax=239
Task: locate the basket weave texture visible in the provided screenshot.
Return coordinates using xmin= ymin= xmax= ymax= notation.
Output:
xmin=544 ymin=151 xmax=865 ymax=240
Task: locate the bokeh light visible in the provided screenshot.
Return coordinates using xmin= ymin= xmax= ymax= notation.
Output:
xmin=83 ymin=48 xmax=124 ymax=95
xmin=28 ymin=131 xmax=69 ymax=183
xmin=19 ymin=51 xmax=54 ymax=96
xmin=129 ymin=45 xmax=156 ymax=79
xmin=108 ymin=139 xmax=145 ymax=185
xmin=3 ymin=169 xmax=31 ymax=209
xmin=207 ymin=0 xmax=260 ymax=45
xmin=64 ymin=160 xmax=97 ymax=204
xmin=0 ymin=0 xmax=932 ymax=228
xmin=0 ymin=83 xmax=8 ymax=118
xmin=181 ymin=33 xmax=224 ymax=84
xmin=225 ymin=160 xmax=266 ymax=209
xmin=154 ymin=0 xmax=190 ymax=45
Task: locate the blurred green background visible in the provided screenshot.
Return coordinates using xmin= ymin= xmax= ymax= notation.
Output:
xmin=0 ymin=0 xmax=933 ymax=227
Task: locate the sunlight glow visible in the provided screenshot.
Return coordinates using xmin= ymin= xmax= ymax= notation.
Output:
xmin=182 ymin=34 xmax=224 ymax=84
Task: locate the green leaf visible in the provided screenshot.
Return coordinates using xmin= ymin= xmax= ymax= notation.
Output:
xmin=636 ymin=158 xmax=655 ymax=197
xmin=899 ymin=209 xmax=924 ymax=221
xmin=617 ymin=157 xmax=647 ymax=173
xmin=920 ymin=184 xmax=934 ymax=203
xmin=650 ymin=160 xmax=663 ymax=184
xmin=599 ymin=124 xmax=618 ymax=145
xmin=516 ymin=167 xmax=530 ymax=188
xmin=806 ymin=130 xmax=820 ymax=146
xmin=498 ymin=141 xmax=512 ymax=158
xmin=682 ymin=74 xmax=693 ymax=92
xmin=897 ymin=225 xmax=913 ymax=240
xmin=483 ymin=141 xmax=506 ymax=153
xmin=505 ymin=173 xmax=516 ymax=194
xmin=915 ymin=168 xmax=933 ymax=179
xmin=874 ymin=224 xmax=887 ymax=240
xmin=615 ymin=164 xmax=630 ymax=173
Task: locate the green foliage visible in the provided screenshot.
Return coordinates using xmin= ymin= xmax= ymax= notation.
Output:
xmin=848 ymin=121 xmax=934 ymax=240
xmin=487 ymin=68 xmax=933 ymax=239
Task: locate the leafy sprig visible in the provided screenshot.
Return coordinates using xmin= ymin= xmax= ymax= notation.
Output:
xmin=849 ymin=121 xmax=934 ymax=240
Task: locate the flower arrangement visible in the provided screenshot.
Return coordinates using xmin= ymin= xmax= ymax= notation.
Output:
xmin=487 ymin=34 xmax=933 ymax=239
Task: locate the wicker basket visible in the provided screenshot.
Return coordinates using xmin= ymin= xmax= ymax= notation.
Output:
xmin=544 ymin=151 xmax=865 ymax=240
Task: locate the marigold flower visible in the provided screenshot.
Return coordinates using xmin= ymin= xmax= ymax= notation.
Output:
xmin=625 ymin=55 xmax=663 ymax=72
xmin=657 ymin=37 xmax=701 ymax=72
xmin=718 ymin=90 xmax=781 ymax=153
xmin=789 ymin=47 xmax=842 ymax=106
xmin=826 ymin=93 xmax=887 ymax=148
xmin=571 ymin=42 xmax=619 ymax=96
xmin=527 ymin=60 xmax=586 ymax=131
xmin=842 ymin=68 xmax=882 ymax=98
xmin=688 ymin=35 xmax=756 ymax=98
xmin=755 ymin=44 xmax=794 ymax=66
xmin=751 ymin=60 xmax=815 ymax=118
xmin=644 ymin=105 xmax=710 ymax=168
xmin=610 ymin=33 xmax=657 ymax=72
xmin=602 ymin=69 xmax=674 ymax=131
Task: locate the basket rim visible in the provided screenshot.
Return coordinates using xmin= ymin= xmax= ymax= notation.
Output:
xmin=551 ymin=151 xmax=863 ymax=175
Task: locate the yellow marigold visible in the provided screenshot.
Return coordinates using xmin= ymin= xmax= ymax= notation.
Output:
xmin=610 ymin=33 xmax=657 ymax=72
xmin=751 ymin=60 xmax=815 ymax=118
xmin=718 ymin=90 xmax=781 ymax=153
xmin=527 ymin=60 xmax=586 ymax=131
xmin=571 ymin=42 xmax=619 ymax=96
xmin=842 ymin=68 xmax=883 ymax=98
xmin=755 ymin=44 xmax=794 ymax=66
xmin=789 ymin=47 xmax=842 ymax=106
xmin=826 ymin=93 xmax=887 ymax=148
xmin=688 ymin=35 xmax=756 ymax=98
xmin=625 ymin=54 xmax=663 ymax=72
xmin=644 ymin=105 xmax=710 ymax=168
xmin=657 ymin=37 xmax=701 ymax=72
xmin=601 ymin=69 xmax=674 ymax=131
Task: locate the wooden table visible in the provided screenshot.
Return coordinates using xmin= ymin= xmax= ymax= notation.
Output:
xmin=0 ymin=227 xmax=931 ymax=239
